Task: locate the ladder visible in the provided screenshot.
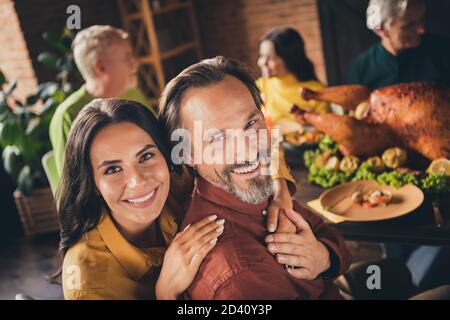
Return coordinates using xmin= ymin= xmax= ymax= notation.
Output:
xmin=117 ymin=0 xmax=202 ymax=106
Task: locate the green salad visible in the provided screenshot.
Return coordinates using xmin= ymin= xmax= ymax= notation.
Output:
xmin=303 ymin=136 xmax=450 ymax=195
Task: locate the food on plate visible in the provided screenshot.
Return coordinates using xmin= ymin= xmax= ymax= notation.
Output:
xmin=364 ymin=156 xmax=386 ymax=173
xmin=427 ymin=158 xmax=450 ymax=175
xmin=304 ymin=136 xmax=450 ymax=195
xmin=325 ymin=156 xmax=340 ymax=171
xmin=291 ymin=82 xmax=450 ymax=160
xmin=284 ymin=130 xmax=324 ymax=146
xmin=382 ymin=147 xmax=407 ymax=169
xmin=351 ymin=189 xmax=392 ymax=208
xmin=339 ymin=156 xmax=360 ymax=173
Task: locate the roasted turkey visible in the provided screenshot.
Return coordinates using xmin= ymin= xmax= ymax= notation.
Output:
xmin=291 ymin=82 xmax=450 ymax=160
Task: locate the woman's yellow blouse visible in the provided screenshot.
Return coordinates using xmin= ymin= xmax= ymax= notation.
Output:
xmin=256 ymin=74 xmax=330 ymax=125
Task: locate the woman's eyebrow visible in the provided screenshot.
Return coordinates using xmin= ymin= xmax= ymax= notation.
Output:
xmin=135 ymin=144 xmax=156 ymax=157
xmin=97 ymin=159 xmax=121 ymax=170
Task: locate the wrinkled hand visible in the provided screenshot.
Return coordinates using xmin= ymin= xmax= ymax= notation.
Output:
xmin=265 ymin=208 xmax=331 ymax=280
xmin=156 ymin=215 xmax=225 ymax=299
xmin=266 ymin=178 xmax=294 ymax=233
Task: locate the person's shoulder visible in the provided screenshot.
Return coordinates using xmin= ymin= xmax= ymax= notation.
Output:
xmin=51 ymin=86 xmax=90 ymax=125
xmin=255 ymin=77 xmax=268 ymax=91
xmin=347 ymin=43 xmax=380 ymax=85
xmin=62 ymin=227 xmax=111 ymax=299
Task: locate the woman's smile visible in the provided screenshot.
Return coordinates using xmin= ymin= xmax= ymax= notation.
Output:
xmin=122 ymin=185 xmax=160 ymax=208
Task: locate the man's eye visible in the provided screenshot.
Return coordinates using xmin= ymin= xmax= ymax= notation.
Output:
xmin=139 ymin=152 xmax=154 ymax=163
xmin=210 ymin=135 xmax=225 ymax=144
xmin=104 ymin=166 xmax=122 ymax=175
xmin=247 ymin=119 xmax=258 ymax=128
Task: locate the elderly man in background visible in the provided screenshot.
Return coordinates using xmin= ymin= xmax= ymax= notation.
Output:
xmin=50 ymin=25 xmax=150 ymax=179
xmin=346 ymin=0 xmax=450 ymax=294
xmin=348 ymin=0 xmax=450 ymax=90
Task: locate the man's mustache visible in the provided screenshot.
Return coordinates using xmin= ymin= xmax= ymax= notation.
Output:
xmin=224 ymin=151 xmax=271 ymax=172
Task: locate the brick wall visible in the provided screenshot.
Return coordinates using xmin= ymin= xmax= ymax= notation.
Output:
xmin=0 ymin=0 xmax=37 ymax=100
xmin=194 ymin=0 xmax=327 ymax=83
xmin=0 ymin=0 xmax=326 ymax=100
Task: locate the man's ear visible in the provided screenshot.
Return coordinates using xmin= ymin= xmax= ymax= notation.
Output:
xmin=91 ymin=58 xmax=106 ymax=77
xmin=375 ymin=26 xmax=389 ymax=39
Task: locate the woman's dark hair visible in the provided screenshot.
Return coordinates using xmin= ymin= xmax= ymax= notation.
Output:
xmin=260 ymin=27 xmax=318 ymax=82
xmin=57 ymin=99 xmax=172 ymax=254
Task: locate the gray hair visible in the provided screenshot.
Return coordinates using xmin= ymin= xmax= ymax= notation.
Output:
xmin=367 ymin=0 xmax=410 ymax=29
xmin=72 ymin=25 xmax=129 ymax=80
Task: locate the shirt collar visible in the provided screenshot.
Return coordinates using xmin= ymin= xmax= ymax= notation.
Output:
xmin=96 ymin=212 xmax=165 ymax=281
xmin=195 ymin=176 xmax=269 ymax=216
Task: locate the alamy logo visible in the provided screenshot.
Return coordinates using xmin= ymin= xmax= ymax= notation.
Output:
xmin=366 ymin=264 xmax=381 ymax=290
xmin=66 ymin=5 xmax=81 ymax=30
xmin=65 ymin=265 xmax=81 ymax=290
xmin=367 ymin=5 xmax=381 ymax=30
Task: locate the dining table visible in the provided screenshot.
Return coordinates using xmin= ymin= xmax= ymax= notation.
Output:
xmin=291 ymin=165 xmax=450 ymax=247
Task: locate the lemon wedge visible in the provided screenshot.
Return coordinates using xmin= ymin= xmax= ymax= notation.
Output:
xmin=427 ymin=158 xmax=450 ymax=175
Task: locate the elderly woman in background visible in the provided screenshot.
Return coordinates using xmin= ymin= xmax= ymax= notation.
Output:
xmin=256 ymin=27 xmax=329 ymax=131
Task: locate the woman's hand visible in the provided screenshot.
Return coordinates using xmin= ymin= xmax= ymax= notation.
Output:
xmin=266 ymin=178 xmax=294 ymax=232
xmin=155 ymin=215 xmax=225 ymax=300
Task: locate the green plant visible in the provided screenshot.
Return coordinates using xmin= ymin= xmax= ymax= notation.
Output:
xmin=0 ymin=29 xmax=80 ymax=195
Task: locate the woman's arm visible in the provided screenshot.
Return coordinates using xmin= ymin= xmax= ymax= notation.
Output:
xmin=266 ymin=143 xmax=297 ymax=232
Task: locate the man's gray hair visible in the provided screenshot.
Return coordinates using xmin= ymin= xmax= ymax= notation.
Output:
xmin=72 ymin=25 xmax=129 ymax=80
xmin=366 ymin=0 xmax=411 ymax=29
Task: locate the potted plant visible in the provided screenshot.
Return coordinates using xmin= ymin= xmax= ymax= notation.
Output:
xmin=0 ymin=29 xmax=80 ymax=236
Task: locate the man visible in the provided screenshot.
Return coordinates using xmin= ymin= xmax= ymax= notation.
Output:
xmin=50 ymin=25 xmax=150 ymax=179
xmin=347 ymin=0 xmax=450 ymax=293
xmin=348 ymin=0 xmax=450 ymax=90
xmin=159 ymin=56 xmax=352 ymax=299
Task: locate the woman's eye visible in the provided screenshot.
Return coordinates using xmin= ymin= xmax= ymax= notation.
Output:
xmin=104 ymin=166 xmax=122 ymax=175
xmin=139 ymin=152 xmax=154 ymax=163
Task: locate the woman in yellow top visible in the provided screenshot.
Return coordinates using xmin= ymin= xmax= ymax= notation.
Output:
xmin=58 ymin=99 xmax=296 ymax=300
xmin=256 ymin=27 xmax=330 ymax=127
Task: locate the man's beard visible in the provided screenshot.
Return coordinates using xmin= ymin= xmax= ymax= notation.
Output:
xmin=224 ymin=171 xmax=273 ymax=204
xmin=221 ymin=164 xmax=273 ymax=205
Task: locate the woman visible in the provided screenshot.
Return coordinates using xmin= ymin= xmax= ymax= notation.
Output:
xmin=59 ymin=98 xmax=295 ymax=300
xmin=58 ymin=99 xmax=224 ymax=299
xmin=257 ymin=27 xmax=330 ymax=129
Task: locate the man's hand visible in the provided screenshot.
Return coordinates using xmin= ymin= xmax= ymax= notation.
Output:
xmin=265 ymin=208 xmax=331 ymax=280
xmin=266 ymin=178 xmax=293 ymax=232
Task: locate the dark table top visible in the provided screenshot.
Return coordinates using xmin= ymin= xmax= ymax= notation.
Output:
xmin=291 ymin=166 xmax=450 ymax=247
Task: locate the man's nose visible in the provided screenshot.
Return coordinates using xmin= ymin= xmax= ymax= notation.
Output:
xmin=234 ymin=132 xmax=259 ymax=163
